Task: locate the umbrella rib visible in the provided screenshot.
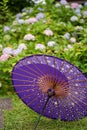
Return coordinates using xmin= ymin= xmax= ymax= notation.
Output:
xmin=59 ymin=60 xmax=65 ymax=72
xmin=49 ymin=98 xmax=54 ymax=119
xmin=11 ymin=78 xmax=37 ymax=82
xmin=59 ymin=98 xmax=69 ymax=121
xmin=30 ymin=55 xmax=45 ymax=76
xmin=56 ymin=100 xmax=60 ymax=119
xmin=68 ymin=96 xmax=86 ymax=118
xmin=66 ymin=73 xmax=82 ymax=80
xmin=16 ymin=67 xmax=39 ymax=78
xmin=43 ymin=55 xmax=53 ymax=77
xmin=24 ymin=57 xmax=45 ymax=76
xmin=53 ymin=57 xmax=58 ymax=86
xmin=16 ymin=87 xmax=39 ymax=94
xmin=22 ymin=91 xmax=39 ymax=100
xmin=34 ymin=95 xmax=46 ymax=111
xmin=27 ymin=95 xmax=40 ymax=106
xmin=69 ymin=79 xmax=87 ymax=83
xmin=65 ymin=98 xmax=79 ymax=121
xmin=13 ymin=84 xmax=38 ymax=87
xmin=71 ymin=94 xmax=87 ymax=106
xmin=12 ymin=72 xmax=37 ymax=79
xmin=64 ymin=65 xmax=74 ymax=74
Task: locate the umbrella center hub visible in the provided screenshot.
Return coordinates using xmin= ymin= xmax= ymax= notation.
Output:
xmin=37 ymin=75 xmax=69 ymax=98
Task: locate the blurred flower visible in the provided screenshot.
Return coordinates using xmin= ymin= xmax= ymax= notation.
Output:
xmin=44 ymin=29 xmax=53 ymax=36
xmin=36 ymin=13 xmax=44 ymax=20
xmin=22 ymin=8 xmax=27 ymax=12
xmin=64 ymin=44 xmax=73 ymax=51
xmin=3 ymin=26 xmax=10 ymax=32
xmin=47 ymin=41 xmax=56 ymax=47
xmin=12 ymin=49 xmax=22 ymax=56
xmin=16 ymin=13 xmax=22 ymax=19
xmin=2 ymin=47 xmax=13 ymax=55
xmin=75 ymin=8 xmax=81 ymax=15
xmin=24 ymin=34 xmax=35 ymax=41
xmin=35 ymin=44 xmax=46 ymax=51
xmin=64 ymin=32 xmax=70 ymax=40
xmin=32 ymin=0 xmax=46 ymax=4
xmin=17 ymin=19 xmax=25 ymax=24
xmin=84 ymin=2 xmax=87 ymax=6
xmin=55 ymin=3 xmax=61 ymax=7
xmin=28 ymin=8 xmax=33 ymax=13
xmin=60 ymin=0 xmax=67 ymax=5
xmin=22 ymin=12 xmax=27 ymax=17
xmin=25 ymin=17 xmax=37 ymax=24
xmin=70 ymin=37 xmax=76 ymax=43
xmin=80 ymin=19 xmax=85 ymax=24
xmin=0 ymin=44 xmax=3 ymax=50
xmin=71 ymin=3 xmax=79 ymax=9
xmin=70 ymin=16 xmax=78 ymax=22
xmin=12 ymin=20 xmax=19 ymax=25
xmin=10 ymin=29 xmax=16 ymax=32
xmin=65 ymin=5 xmax=70 ymax=8
xmin=4 ymin=35 xmax=11 ymax=41
xmin=60 ymin=22 xmax=66 ymax=26
xmin=37 ymin=7 xmax=44 ymax=11
xmin=75 ymin=26 xmax=83 ymax=31
xmin=83 ymin=11 xmax=87 ymax=17
xmin=0 ymin=82 xmax=2 ymax=88
xmin=0 ymin=54 xmax=10 ymax=61
xmin=18 ymin=43 xmax=27 ymax=50
xmin=78 ymin=4 xmax=83 ymax=9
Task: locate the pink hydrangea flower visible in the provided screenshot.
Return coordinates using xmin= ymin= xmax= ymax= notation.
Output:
xmin=24 ymin=34 xmax=35 ymax=41
xmin=71 ymin=3 xmax=79 ymax=9
xmin=44 ymin=29 xmax=53 ymax=36
xmin=25 ymin=17 xmax=37 ymax=24
xmin=0 ymin=54 xmax=10 ymax=61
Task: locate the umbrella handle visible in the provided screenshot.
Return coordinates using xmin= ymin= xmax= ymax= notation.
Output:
xmin=33 ymin=96 xmax=50 ymax=130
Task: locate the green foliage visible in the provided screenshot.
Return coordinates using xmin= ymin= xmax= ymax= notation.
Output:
xmin=7 ymin=0 xmax=33 ymax=14
xmin=45 ymin=0 xmax=55 ymax=5
xmin=0 ymin=0 xmax=11 ymax=24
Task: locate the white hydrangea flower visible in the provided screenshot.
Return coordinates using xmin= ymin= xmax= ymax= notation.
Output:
xmin=55 ymin=3 xmax=61 ymax=7
xmin=18 ymin=43 xmax=27 ymax=50
xmin=17 ymin=19 xmax=25 ymax=24
xmin=47 ymin=41 xmax=56 ymax=47
xmin=3 ymin=26 xmax=10 ymax=32
xmin=70 ymin=16 xmax=78 ymax=22
xmin=70 ymin=37 xmax=76 ymax=43
xmin=64 ymin=33 xmax=70 ymax=40
xmin=24 ymin=34 xmax=35 ymax=41
xmin=35 ymin=44 xmax=46 ymax=51
xmin=12 ymin=49 xmax=22 ymax=56
xmin=32 ymin=0 xmax=46 ymax=4
xmin=64 ymin=44 xmax=73 ymax=51
xmin=0 ymin=82 xmax=2 ymax=88
xmin=75 ymin=26 xmax=83 ymax=31
xmin=2 ymin=47 xmax=13 ymax=55
xmin=0 ymin=44 xmax=3 ymax=50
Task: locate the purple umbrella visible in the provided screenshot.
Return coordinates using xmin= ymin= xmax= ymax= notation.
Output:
xmin=12 ymin=54 xmax=87 ymax=129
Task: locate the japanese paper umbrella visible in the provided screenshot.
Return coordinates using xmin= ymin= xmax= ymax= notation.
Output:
xmin=11 ymin=54 xmax=87 ymax=130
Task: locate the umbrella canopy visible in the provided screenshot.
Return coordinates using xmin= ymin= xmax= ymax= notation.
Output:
xmin=12 ymin=54 xmax=87 ymax=121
